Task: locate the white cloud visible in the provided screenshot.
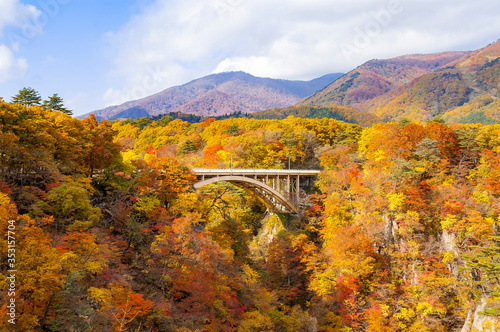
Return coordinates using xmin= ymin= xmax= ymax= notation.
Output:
xmin=0 ymin=0 xmax=43 ymax=83
xmin=0 ymin=0 xmax=40 ymax=35
xmin=105 ymin=0 xmax=500 ymax=105
xmin=0 ymin=44 xmax=27 ymax=82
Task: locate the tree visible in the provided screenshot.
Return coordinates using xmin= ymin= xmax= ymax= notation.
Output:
xmin=204 ymin=144 xmax=224 ymax=167
xmin=42 ymin=94 xmax=72 ymax=115
xmin=11 ymin=87 xmax=41 ymax=106
xmin=82 ymin=115 xmax=122 ymax=177
xmin=150 ymin=214 xmax=242 ymax=331
xmin=177 ymin=140 xmax=197 ymax=156
xmin=14 ymin=221 xmax=66 ymax=330
xmin=89 ymin=282 xmax=153 ymax=332
xmin=226 ymin=123 xmax=240 ymax=136
xmin=136 ymin=156 xmax=196 ymax=206
xmin=34 ymin=183 xmax=101 ymax=232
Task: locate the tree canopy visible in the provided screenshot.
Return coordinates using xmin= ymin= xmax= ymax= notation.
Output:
xmin=1 ymin=101 xmax=500 ymax=331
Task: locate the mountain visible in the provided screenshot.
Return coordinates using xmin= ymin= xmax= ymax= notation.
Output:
xmin=86 ymin=71 xmax=343 ymax=120
xmin=301 ymin=40 xmax=500 ymax=123
xmin=301 ymin=51 xmax=469 ymax=108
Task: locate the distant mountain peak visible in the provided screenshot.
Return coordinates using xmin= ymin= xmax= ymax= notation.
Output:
xmin=84 ymin=71 xmax=343 ymax=120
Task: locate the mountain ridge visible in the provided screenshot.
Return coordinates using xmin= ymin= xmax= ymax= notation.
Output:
xmin=301 ymin=51 xmax=470 ymax=109
xmin=301 ymin=39 xmax=500 ymax=123
xmin=85 ymin=71 xmax=343 ymax=120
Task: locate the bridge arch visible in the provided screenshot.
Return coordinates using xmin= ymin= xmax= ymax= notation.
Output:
xmin=194 ymin=176 xmax=298 ymax=213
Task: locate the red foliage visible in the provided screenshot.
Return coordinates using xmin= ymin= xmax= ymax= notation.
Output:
xmin=204 ymin=144 xmax=224 ymax=167
xmin=0 ymin=181 xmax=11 ymax=194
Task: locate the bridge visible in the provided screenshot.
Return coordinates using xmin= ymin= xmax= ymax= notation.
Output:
xmin=192 ymin=168 xmax=320 ymax=213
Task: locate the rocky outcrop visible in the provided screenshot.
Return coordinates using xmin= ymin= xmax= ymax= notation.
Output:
xmin=461 ymin=297 xmax=500 ymax=332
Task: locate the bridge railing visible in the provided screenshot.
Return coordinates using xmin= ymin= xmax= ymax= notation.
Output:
xmin=192 ymin=168 xmax=320 ymax=175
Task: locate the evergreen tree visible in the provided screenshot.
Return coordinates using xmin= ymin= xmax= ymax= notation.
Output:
xmin=42 ymin=93 xmax=73 ymax=115
xmin=177 ymin=140 xmax=197 ymax=155
xmin=225 ymin=123 xmax=239 ymax=136
xmin=11 ymin=87 xmax=42 ymax=106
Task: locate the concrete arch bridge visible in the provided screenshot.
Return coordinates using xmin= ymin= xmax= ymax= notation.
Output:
xmin=192 ymin=168 xmax=320 ymax=214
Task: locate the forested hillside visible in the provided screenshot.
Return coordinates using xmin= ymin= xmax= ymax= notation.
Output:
xmin=250 ymin=105 xmax=381 ymax=127
xmin=138 ymin=104 xmax=381 ymax=128
xmin=2 ymin=100 xmax=500 ymax=331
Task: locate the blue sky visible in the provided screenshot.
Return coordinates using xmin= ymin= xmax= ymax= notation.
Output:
xmin=1 ymin=0 xmax=499 ymax=116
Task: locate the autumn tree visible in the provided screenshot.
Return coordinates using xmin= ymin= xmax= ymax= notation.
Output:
xmin=150 ymin=214 xmax=243 ymax=331
xmin=135 ymin=156 xmax=196 ymax=207
xmin=33 ymin=182 xmax=101 ymax=233
xmin=13 ymin=219 xmax=66 ymax=330
xmin=89 ymin=282 xmax=153 ymax=331
xmin=82 ymin=114 xmax=122 ymax=177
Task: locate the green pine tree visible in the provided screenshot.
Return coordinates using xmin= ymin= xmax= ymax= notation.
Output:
xmin=42 ymin=93 xmax=73 ymax=115
xmin=225 ymin=123 xmax=239 ymax=136
xmin=11 ymin=87 xmax=42 ymax=107
xmin=177 ymin=140 xmax=197 ymax=156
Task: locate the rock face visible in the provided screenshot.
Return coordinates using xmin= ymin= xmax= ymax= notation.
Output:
xmin=461 ymin=297 xmax=500 ymax=332
xmin=85 ymin=71 xmax=343 ymax=120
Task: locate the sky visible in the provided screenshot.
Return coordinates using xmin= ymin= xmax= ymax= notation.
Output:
xmin=0 ymin=0 xmax=499 ymax=117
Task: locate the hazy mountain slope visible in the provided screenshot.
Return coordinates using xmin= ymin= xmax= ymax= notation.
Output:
xmin=87 ymin=71 xmax=343 ymax=120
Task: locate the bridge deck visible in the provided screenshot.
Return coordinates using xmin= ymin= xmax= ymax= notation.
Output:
xmin=192 ymin=168 xmax=320 ymax=176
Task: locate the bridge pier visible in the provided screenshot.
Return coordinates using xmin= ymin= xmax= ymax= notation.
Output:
xmin=297 ymin=175 xmax=300 ymax=204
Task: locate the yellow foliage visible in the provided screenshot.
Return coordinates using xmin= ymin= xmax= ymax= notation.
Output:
xmin=393 ymin=306 xmax=416 ymax=327
xmin=442 ymin=175 xmax=455 ymax=187
xmin=144 ymin=152 xmax=155 ymax=164
xmin=15 ymin=224 xmax=66 ymax=330
xmin=442 ymin=251 xmax=454 ymax=264
xmin=309 ymin=269 xmax=337 ymax=298
xmin=112 ymin=122 xmax=140 ymax=141
xmin=59 ymin=232 xmax=111 ymax=275
xmin=88 ymin=286 xmax=112 ymax=303
xmin=0 ymin=192 xmax=10 ymax=207
xmin=473 ymin=190 xmax=491 ymax=205
xmin=358 ymin=125 xmax=383 ymax=158
xmin=135 ymin=195 xmax=161 ymax=214
xmin=121 ymin=149 xmax=140 ymax=167
xmin=374 ymin=149 xmax=386 ymax=162
xmin=441 ymin=214 xmax=458 ymax=231
xmin=380 ymin=304 xmax=391 ymax=317
xmin=238 ymin=311 xmax=274 ymax=332
xmin=216 ymin=150 xmax=232 ymax=167
xmin=170 ymin=192 xmax=204 ymax=216
xmin=242 ymin=264 xmax=260 ymax=285
xmin=387 ymin=192 xmax=405 ymax=211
